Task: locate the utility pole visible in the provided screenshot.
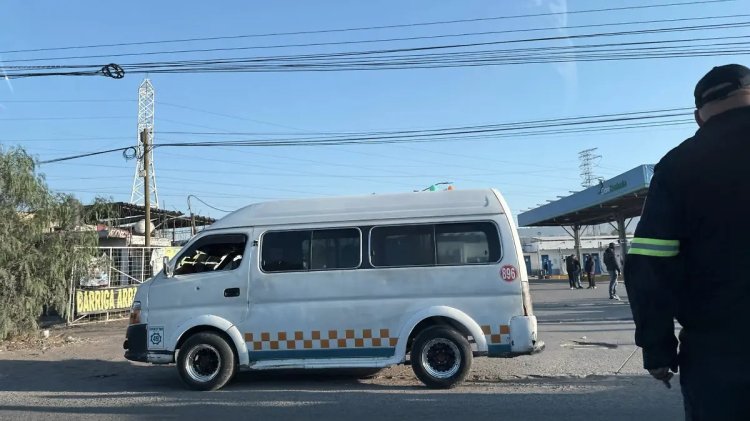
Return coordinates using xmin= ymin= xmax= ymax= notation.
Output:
xmin=187 ymin=195 xmax=196 ymax=236
xmin=141 ymin=129 xmax=151 ymax=247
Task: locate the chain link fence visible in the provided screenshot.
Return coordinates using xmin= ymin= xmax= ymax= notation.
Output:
xmin=67 ymin=246 xmax=181 ymax=324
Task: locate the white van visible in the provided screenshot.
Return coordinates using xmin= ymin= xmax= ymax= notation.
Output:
xmin=124 ymin=189 xmax=544 ymax=390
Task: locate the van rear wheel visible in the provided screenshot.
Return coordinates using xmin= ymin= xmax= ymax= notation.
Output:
xmin=177 ymin=332 xmax=236 ymax=391
xmin=411 ymin=326 xmax=472 ymax=389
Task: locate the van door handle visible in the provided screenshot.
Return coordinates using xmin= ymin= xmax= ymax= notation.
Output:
xmin=224 ymin=288 xmax=240 ymax=298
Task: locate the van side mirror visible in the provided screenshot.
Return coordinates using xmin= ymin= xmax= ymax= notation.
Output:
xmin=163 ymin=256 xmax=174 ymax=278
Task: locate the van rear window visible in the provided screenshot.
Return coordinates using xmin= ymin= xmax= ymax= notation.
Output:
xmin=261 ymin=228 xmax=361 ymax=273
xmin=370 ymin=222 xmax=500 ymax=268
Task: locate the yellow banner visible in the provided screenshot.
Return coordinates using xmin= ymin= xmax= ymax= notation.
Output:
xmin=75 ymin=286 xmax=138 ymax=315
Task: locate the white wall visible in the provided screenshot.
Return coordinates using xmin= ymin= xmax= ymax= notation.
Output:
xmin=521 ymin=235 xmax=629 ymax=275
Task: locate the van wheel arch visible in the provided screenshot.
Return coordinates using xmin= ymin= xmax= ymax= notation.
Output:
xmin=176 ymin=326 xmax=239 ymax=372
xmin=407 ymin=316 xmax=473 ymax=354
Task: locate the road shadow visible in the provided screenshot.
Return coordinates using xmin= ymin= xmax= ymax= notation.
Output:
xmin=0 ymin=368 xmax=684 ymax=420
xmin=0 ymin=359 xmax=410 ymax=394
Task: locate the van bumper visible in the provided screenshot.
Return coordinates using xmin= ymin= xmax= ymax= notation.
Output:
xmin=514 ymin=340 xmax=546 ymax=356
xmin=124 ymin=323 xmax=148 ymax=362
xmin=511 ymin=315 xmax=542 ymax=355
xmin=487 ymin=315 xmax=544 ymax=357
xmin=124 ymin=324 xmax=174 ymax=364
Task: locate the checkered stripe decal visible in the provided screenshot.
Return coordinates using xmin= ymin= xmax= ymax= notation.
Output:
xmin=244 ymin=329 xmax=398 ymax=351
xmin=481 ymin=324 xmax=511 ymax=345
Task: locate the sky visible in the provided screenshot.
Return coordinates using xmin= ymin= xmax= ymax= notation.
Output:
xmin=1 ymin=0 xmax=748 ymax=220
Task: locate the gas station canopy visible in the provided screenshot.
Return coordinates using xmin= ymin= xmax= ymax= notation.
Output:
xmin=518 ymin=165 xmax=654 ymax=228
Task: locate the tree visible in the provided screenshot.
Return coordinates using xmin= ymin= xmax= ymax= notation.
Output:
xmin=0 ymin=147 xmax=98 ymax=340
xmin=84 ymin=195 xmax=116 ymax=225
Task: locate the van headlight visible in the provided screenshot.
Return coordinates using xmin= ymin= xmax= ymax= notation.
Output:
xmin=129 ymin=300 xmax=142 ymax=325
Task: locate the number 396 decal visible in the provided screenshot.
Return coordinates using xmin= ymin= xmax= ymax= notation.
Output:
xmin=500 ymin=265 xmax=518 ymax=282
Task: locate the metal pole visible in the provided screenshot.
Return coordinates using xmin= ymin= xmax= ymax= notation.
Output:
xmin=187 ymin=195 xmax=197 ymax=236
xmin=617 ymin=215 xmax=629 ymax=257
xmin=142 ymin=129 xmax=151 ymax=248
xmin=573 ymin=224 xmax=582 ymax=263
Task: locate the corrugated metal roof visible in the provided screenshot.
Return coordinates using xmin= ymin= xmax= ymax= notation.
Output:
xmin=518 ymin=165 xmax=654 ymax=227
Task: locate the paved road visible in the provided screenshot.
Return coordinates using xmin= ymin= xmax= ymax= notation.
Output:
xmin=0 ymin=279 xmax=685 ymax=420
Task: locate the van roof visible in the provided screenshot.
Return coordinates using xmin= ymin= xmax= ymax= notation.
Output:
xmin=207 ymin=188 xmax=507 ymax=230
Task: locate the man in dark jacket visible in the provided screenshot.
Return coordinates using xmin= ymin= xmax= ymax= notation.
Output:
xmin=565 ymin=254 xmax=582 ymax=289
xmin=625 ymin=64 xmax=750 ymax=420
xmin=584 ymin=255 xmax=596 ymax=289
xmin=603 ymin=243 xmax=621 ymax=300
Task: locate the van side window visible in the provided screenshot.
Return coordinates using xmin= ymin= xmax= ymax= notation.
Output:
xmin=261 ymin=228 xmax=362 ymax=273
xmin=174 ymin=234 xmax=247 ymax=276
xmin=436 ymin=222 xmax=501 ymax=265
xmin=370 ymin=222 xmax=501 ymax=268
xmin=311 ymin=228 xmax=361 ymax=270
xmin=261 ymin=231 xmax=311 ymax=272
xmin=370 ymin=225 xmax=435 ymax=267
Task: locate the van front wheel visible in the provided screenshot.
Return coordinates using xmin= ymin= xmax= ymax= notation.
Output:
xmin=177 ymin=332 xmax=236 ymax=391
xmin=411 ymin=326 xmax=472 ymax=389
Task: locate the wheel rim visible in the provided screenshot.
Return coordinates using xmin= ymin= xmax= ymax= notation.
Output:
xmin=184 ymin=344 xmax=221 ymax=383
xmin=420 ymin=338 xmax=461 ymax=379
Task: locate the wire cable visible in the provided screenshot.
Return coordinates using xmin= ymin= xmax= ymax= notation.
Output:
xmin=0 ymin=0 xmax=733 ymax=56
xmin=187 ymin=194 xmax=232 ymax=213
xmin=35 ymin=109 xmax=696 ymax=164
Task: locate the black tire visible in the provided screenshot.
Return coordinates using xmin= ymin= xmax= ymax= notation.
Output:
xmin=177 ymin=332 xmax=236 ymax=391
xmin=411 ymin=326 xmax=472 ymax=389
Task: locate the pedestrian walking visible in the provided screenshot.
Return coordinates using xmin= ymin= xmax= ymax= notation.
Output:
xmin=603 ymin=243 xmax=621 ymax=300
xmin=584 ymin=255 xmax=596 ymax=289
xmin=625 ymin=63 xmax=750 ymax=420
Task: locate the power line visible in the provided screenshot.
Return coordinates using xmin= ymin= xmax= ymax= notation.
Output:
xmin=6 ymin=13 xmax=749 ymax=64
xmin=36 ymin=108 xmax=695 ymax=164
xmin=0 ymin=116 xmax=130 ymax=121
xmin=6 ymin=37 xmax=749 ymax=78
xmin=5 ymin=18 xmax=748 ymax=65
xmin=39 ymin=146 xmax=135 ymax=164
xmin=0 ymin=136 xmax=131 ymax=143
xmin=0 ymin=0 xmax=733 ymax=56
xmin=187 ymin=195 xmax=232 ymax=213
xmin=0 ymin=99 xmax=133 ymax=103
xmin=11 ymin=32 xmax=748 ymax=79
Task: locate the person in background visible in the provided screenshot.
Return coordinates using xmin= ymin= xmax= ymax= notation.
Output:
xmin=565 ymin=255 xmax=576 ymax=289
xmin=603 ymin=243 xmax=621 ymax=300
xmin=566 ymin=254 xmax=583 ymax=289
xmin=584 ymin=255 xmax=596 ymax=289
xmin=573 ymin=255 xmax=583 ymax=289
xmin=626 ymin=63 xmax=750 ymax=420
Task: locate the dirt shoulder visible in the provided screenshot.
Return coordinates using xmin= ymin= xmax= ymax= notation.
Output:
xmin=0 ymin=320 xmax=128 ymax=361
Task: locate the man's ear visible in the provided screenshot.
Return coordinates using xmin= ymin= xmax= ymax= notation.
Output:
xmin=694 ymin=109 xmax=705 ymax=127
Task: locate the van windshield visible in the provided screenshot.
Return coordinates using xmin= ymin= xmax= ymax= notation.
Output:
xmin=174 ymin=234 xmax=247 ymax=275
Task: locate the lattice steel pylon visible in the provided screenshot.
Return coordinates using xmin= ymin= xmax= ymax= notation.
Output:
xmin=578 ymin=147 xmax=602 ymax=188
xmin=130 ymin=78 xmax=159 ymax=208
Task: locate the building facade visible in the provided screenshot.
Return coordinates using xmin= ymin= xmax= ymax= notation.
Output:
xmin=520 ymin=235 xmax=630 ymax=277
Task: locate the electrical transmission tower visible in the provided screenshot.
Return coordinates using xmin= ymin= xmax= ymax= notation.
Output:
xmin=578 ymin=147 xmax=601 ymax=188
xmin=130 ymin=78 xmax=159 ymax=208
